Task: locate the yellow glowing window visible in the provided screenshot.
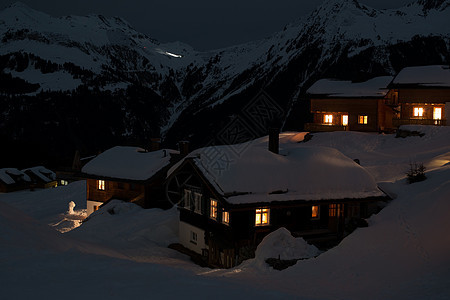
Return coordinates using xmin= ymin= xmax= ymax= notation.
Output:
xmin=433 ymin=107 xmax=442 ymax=120
xmin=311 ymin=205 xmax=320 ymax=219
xmin=413 ymin=107 xmax=424 ymax=117
xmin=255 ymin=208 xmax=270 ymax=226
xmin=329 ymin=204 xmax=337 ymax=217
xmin=358 ymin=115 xmax=368 ymax=124
xmin=342 ymin=115 xmax=348 ymax=126
xmin=97 ymin=180 xmax=105 ymax=190
xmin=210 ymin=199 xmax=218 ymax=220
xmin=222 ymin=210 xmax=230 ymax=225
xmin=324 ymin=114 xmax=333 ymax=124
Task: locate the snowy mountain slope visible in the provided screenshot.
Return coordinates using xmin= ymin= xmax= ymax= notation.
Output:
xmin=1 ymin=0 xmax=450 ymax=166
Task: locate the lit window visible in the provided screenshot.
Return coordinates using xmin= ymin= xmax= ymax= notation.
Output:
xmin=329 ymin=204 xmax=337 ymax=217
xmin=255 ymin=208 xmax=270 ymax=226
xmin=222 ymin=210 xmax=230 ymax=225
xmin=342 ymin=115 xmax=348 ymax=126
xmin=433 ymin=107 xmax=442 ymax=120
xmin=194 ymin=192 xmax=202 ymax=214
xmin=413 ymin=107 xmax=424 ymax=117
xmin=324 ymin=114 xmax=333 ymax=124
xmin=311 ymin=205 xmax=320 ymax=219
xmin=97 ymin=180 xmax=105 ymax=190
xmin=329 ymin=204 xmax=342 ymax=217
xmin=183 ymin=189 xmax=192 ymax=209
xmin=60 ymin=180 xmax=68 ymax=186
xmin=210 ymin=199 xmax=218 ymax=220
xmin=358 ymin=115 xmax=368 ymax=124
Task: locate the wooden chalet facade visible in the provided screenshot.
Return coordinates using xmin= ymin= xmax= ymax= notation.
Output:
xmin=167 ymin=133 xmax=389 ymax=268
xmin=305 ymin=76 xmax=395 ymax=132
xmin=82 ymin=146 xmax=178 ymax=216
xmin=389 ymin=65 xmax=450 ymax=127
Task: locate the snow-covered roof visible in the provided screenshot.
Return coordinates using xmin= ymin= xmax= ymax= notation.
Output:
xmin=22 ymin=166 xmax=56 ymax=183
xmin=391 ymin=65 xmax=450 ymax=87
xmin=82 ymin=146 xmax=178 ymax=181
xmin=168 ymin=132 xmax=384 ymax=205
xmin=0 ymin=168 xmax=31 ymax=185
xmin=307 ymin=76 xmax=393 ymax=98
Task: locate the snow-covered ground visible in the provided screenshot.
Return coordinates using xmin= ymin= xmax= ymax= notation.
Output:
xmin=1 ymin=125 xmax=450 ymax=299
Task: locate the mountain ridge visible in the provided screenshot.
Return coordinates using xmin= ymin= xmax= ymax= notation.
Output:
xmin=0 ymin=0 xmax=449 ymax=167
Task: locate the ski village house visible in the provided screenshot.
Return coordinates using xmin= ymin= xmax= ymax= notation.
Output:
xmin=166 ymin=132 xmax=389 ymax=268
xmin=305 ymin=76 xmax=395 ymax=132
xmin=0 ymin=166 xmax=57 ymax=192
xmin=81 ymin=145 xmax=179 ymax=216
xmin=389 ymin=65 xmax=450 ymax=127
xmin=305 ymin=65 xmax=450 ymax=132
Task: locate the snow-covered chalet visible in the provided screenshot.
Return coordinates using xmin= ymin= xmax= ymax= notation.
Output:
xmin=82 ymin=146 xmax=179 ymax=216
xmin=166 ymin=132 xmax=389 ymax=268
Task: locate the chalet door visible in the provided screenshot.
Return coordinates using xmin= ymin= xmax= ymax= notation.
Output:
xmin=328 ymin=204 xmax=344 ymax=232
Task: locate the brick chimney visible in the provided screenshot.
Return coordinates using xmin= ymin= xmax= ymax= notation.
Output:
xmin=268 ymin=128 xmax=279 ymax=154
xmin=149 ymin=138 xmax=161 ymax=152
xmin=179 ymin=141 xmax=190 ymax=157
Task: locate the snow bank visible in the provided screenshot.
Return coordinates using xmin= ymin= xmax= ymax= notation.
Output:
xmin=255 ymin=228 xmax=320 ymax=261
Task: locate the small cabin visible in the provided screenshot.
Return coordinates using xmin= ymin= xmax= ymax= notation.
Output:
xmin=389 ymin=65 xmax=450 ymax=127
xmin=81 ymin=146 xmax=178 ymax=216
xmin=166 ymin=132 xmax=389 ymax=268
xmin=23 ymin=166 xmax=57 ymax=189
xmin=305 ymin=76 xmax=395 ymax=132
xmin=0 ymin=168 xmax=31 ymax=193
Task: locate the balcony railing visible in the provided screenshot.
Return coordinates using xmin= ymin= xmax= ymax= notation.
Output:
xmin=393 ymin=119 xmax=447 ymax=127
xmin=304 ymin=123 xmax=349 ymax=132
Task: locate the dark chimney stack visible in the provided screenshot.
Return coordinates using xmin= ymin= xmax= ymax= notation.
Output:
xmin=179 ymin=141 xmax=190 ymax=157
xmin=268 ymin=128 xmax=279 ymax=154
xmin=150 ymin=138 xmax=161 ymax=152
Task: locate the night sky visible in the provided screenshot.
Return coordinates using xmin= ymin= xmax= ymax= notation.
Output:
xmin=0 ymin=0 xmax=412 ymax=50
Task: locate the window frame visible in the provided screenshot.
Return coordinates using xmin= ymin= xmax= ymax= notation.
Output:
xmin=358 ymin=115 xmax=368 ymax=125
xmin=210 ymin=199 xmax=218 ymax=220
xmin=190 ymin=231 xmax=198 ymax=245
xmin=97 ymin=180 xmax=105 ymax=191
xmin=255 ymin=208 xmax=270 ymax=226
xmin=222 ymin=209 xmax=230 ymax=225
xmin=324 ymin=114 xmax=333 ymax=124
xmin=193 ymin=192 xmax=202 ymax=214
xmin=433 ymin=107 xmax=442 ymax=120
xmin=311 ymin=205 xmax=320 ymax=220
xmin=413 ymin=107 xmax=424 ymax=117
xmin=342 ymin=115 xmax=348 ymax=126
xmin=183 ymin=189 xmax=192 ymax=210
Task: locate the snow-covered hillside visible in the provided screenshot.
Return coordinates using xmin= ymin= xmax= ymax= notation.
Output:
xmin=1 ymin=125 xmax=450 ymax=299
xmin=1 ymin=1 xmax=449 ymax=142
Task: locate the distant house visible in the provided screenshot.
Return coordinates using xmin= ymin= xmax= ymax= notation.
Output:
xmin=0 ymin=168 xmax=31 ymax=192
xmin=166 ymin=132 xmax=389 ymax=268
xmin=22 ymin=166 xmax=57 ymax=189
xmin=81 ymin=146 xmax=179 ymax=216
xmin=389 ymin=65 xmax=450 ymax=127
xmin=305 ymin=76 xmax=395 ymax=132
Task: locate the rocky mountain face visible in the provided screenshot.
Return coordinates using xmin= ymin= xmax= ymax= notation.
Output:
xmin=0 ymin=0 xmax=449 ymax=167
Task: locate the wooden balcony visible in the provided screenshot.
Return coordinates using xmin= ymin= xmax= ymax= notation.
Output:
xmin=393 ymin=119 xmax=447 ymax=127
xmin=304 ymin=123 xmax=349 ymax=132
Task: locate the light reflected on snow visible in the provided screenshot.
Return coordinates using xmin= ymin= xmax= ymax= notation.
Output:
xmin=155 ymin=48 xmax=183 ymax=58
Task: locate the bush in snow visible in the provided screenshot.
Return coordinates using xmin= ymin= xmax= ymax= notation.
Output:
xmin=406 ymin=162 xmax=426 ymax=184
